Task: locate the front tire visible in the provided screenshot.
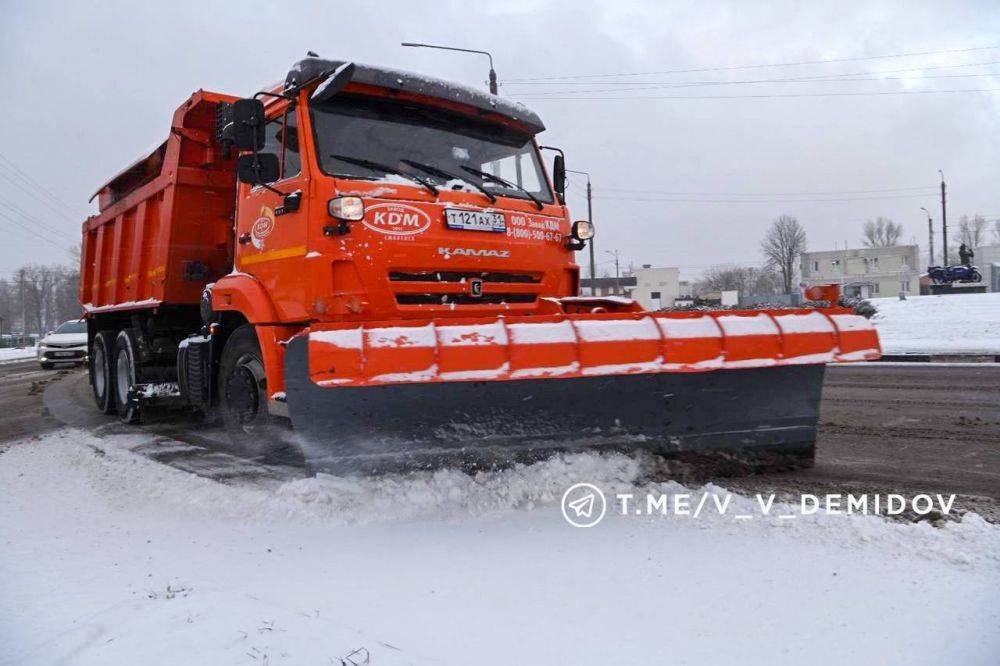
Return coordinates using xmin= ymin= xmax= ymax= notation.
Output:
xmin=90 ymin=330 xmax=117 ymax=414
xmin=218 ymin=324 xmax=279 ymax=458
xmin=40 ymin=362 xmax=55 ymax=370
xmin=112 ymin=329 xmax=143 ymax=425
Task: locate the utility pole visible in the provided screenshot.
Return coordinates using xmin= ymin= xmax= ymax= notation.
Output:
xmin=939 ymin=170 xmax=948 ymax=266
xmin=605 ymin=250 xmax=621 ymax=295
xmin=566 ymin=169 xmax=596 ymax=295
xmin=920 ymin=207 xmax=934 ymax=266
xmin=401 ymin=42 xmax=498 ymax=94
xmin=17 ymin=268 xmax=26 ymax=336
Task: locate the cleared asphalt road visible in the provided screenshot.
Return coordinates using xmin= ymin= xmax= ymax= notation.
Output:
xmin=2 ymin=360 xmax=998 ymax=516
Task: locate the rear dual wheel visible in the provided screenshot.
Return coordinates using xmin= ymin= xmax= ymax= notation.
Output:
xmin=90 ymin=330 xmax=117 ymax=414
xmin=112 ymin=329 xmax=142 ymax=425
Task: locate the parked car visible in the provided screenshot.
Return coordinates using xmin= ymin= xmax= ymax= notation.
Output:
xmin=37 ymin=320 xmax=88 ymax=369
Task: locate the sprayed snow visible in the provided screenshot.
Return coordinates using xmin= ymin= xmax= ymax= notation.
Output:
xmin=581 ymin=358 xmax=664 ymax=376
xmin=869 ymin=293 xmax=1000 ymax=355
xmin=509 ymin=361 xmax=581 ymax=379
xmin=1 ymin=430 xmax=998 ymax=665
xmin=137 ymin=382 xmax=179 ymax=399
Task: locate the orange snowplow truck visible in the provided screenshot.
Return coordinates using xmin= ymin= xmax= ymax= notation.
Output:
xmin=81 ymin=56 xmax=880 ymax=470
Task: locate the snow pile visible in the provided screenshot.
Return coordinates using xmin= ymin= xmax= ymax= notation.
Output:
xmin=2 ymin=429 xmax=999 ymax=665
xmin=0 ymin=346 xmax=36 ymax=364
xmin=868 ymin=292 xmax=1000 ymax=355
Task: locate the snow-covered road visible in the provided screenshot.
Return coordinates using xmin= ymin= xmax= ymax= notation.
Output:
xmin=1 ymin=429 xmax=998 ymax=665
xmin=0 ymin=347 xmax=36 ymax=364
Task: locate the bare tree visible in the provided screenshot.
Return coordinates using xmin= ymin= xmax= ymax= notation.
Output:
xmin=993 ymin=218 xmax=1000 ymax=244
xmin=761 ymin=215 xmax=807 ymax=294
xmin=696 ymin=264 xmax=780 ymax=296
xmin=958 ymin=214 xmax=987 ymax=249
xmin=862 ymin=217 xmax=903 ymax=247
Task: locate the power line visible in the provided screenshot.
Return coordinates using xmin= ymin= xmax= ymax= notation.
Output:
xmin=0 ymin=194 xmax=72 ymax=240
xmin=512 ymin=72 xmax=1000 ymax=97
xmin=504 ymin=59 xmax=1000 ymax=86
xmin=0 ymin=153 xmax=81 ymax=224
xmin=593 ymin=192 xmax=940 ymax=204
xmin=598 ymin=185 xmax=938 ymax=197
xmin=518 ymin=87 xmax=1000 ymax=101
xmin=0 ymin=208 xmax=73 ymax=251
xmin=506 ymin=44 xmax=1000 ymax=81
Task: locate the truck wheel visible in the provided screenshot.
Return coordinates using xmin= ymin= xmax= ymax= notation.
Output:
xmin=90 ymin=330 xmax=117 ymax=414
xmin=113 ymin=329 xmax=143 ymax=425
xmin=219 ymin=324 xmax=278 ymax=457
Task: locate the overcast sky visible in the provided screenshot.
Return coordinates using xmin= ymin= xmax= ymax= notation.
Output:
xmin=1 ymin=0 xmax=997 ymax=280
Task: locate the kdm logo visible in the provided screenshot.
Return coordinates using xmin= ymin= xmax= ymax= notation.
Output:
xmin=251 ymin=206 xmax=276 ymax=250
xmin=438 ymin=247 xmax=511 ymax=259
xmin=363 ymin=203 xmax=431 ymax=236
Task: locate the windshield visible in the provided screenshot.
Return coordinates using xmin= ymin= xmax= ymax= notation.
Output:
xmin=54 ymin=321 xmax=86 ymax=334
xmin=311 ymin=96 xmax=554 ymax=204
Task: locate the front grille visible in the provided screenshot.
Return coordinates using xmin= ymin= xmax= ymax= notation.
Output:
xmin=396 ymin=293 xmax=537 ymax=306
xmin=44 ymin=342 xmax=86 ymax=349
xmin=389 ymin=270 xmax=541 ymax=284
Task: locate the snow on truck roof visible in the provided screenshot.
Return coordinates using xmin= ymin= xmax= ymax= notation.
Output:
xmin=284 ymin=57 xmax=546 ymax=134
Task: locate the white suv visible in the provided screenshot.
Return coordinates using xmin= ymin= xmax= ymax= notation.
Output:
xmin=38 ymin=320 xmax=88 ymax=369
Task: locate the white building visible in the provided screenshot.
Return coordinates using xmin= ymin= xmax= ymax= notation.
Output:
xmin=631 ymin=265 xmax=680 ymax=310
xmin=801 ymin=245 xmax=919 ymax=299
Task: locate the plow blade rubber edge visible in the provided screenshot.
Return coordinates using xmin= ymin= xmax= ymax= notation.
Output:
xmin=284 ymin=335 xmax=825 ymax=471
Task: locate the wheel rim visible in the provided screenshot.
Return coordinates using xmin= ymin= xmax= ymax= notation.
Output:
xmin=93 ymin=344 xmax=106 ymax=396
xmin=226 ymin=355 xmax=265 ymax=430
xmin=116 ymin=348 xmax=132 ymax=406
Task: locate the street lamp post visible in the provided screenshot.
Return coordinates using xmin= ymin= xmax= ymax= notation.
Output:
xmin=401 ymin=42 xmax=498 ymax=94
xmin=939 ymin=170 xmax=948 ymax=266
xmin=566 ymin=169 xmax=596 ymax=295
xmin=920 ymin=206 xmax=934 ymax=266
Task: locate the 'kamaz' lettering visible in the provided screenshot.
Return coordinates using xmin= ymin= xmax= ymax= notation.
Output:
xmin=438 ymin=247 xmax=511 ymax=259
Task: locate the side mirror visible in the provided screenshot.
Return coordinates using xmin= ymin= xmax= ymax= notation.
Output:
xmin=311 ymin=62 xmax=356 ymax=103
xmin=226 ymin=99 xmax=267 ymax=151
xmin=552 ymin=154 xmax=566 ymax=205
xmin=236 ymin=153 xmax=280 ymax=186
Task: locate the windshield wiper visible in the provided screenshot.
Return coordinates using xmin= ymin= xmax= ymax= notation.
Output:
xmin=461 ymin=166 xmax=544 ymax=210
xmin=328 ymin=154 xmax=439 ymax=197
xmin=400 ymin=159 xmax=497 ymax=204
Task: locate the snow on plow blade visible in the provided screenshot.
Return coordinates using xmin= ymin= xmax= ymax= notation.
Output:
xmin=284 ymin=310 xmax=879 ymax=470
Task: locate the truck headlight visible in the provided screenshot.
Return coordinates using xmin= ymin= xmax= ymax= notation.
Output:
xmin=328 ymin=196 xmax=365 ymax=221
xmin=571 ymin=220 xmax=595 ymax=241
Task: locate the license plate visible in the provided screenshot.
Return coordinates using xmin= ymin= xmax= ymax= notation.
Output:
xmin=54 ymin=351 xmax=75 ymax=357
xmin=445 ymin=209 xmax=506 ymax=233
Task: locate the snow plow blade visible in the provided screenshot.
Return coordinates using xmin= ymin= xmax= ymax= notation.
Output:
xmin=283 ymin=310 xmax=879 ymax=472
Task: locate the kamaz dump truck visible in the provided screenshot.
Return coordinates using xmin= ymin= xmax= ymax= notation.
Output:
xmin=80 ymin=56 xmax=881 ymax=470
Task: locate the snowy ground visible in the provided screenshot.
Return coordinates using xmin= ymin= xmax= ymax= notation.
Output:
xmin=2 ymin=429 xmax=999 ymax=665
xmin=0 ymin=346 xmax=36 ymax=364
xmin=868 ymin=292 xmax=1000 ymax=355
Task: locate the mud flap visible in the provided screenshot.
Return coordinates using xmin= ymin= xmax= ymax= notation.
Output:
xmin=284 ymin=336 xmax=824 ymax=471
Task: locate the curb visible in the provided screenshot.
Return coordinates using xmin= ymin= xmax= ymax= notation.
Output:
xmin=877 ymin=354 xmax=1000 ymax=364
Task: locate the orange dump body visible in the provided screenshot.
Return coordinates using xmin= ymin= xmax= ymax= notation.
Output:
xmin=80 ymin=91 xmax=239 ymax=313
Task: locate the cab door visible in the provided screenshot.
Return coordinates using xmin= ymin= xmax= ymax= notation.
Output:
xmin=235 ymin=103 xmax=311 ymax=321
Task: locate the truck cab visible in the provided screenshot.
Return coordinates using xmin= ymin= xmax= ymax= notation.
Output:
xmin=225 ymin=58 xmax=581 ymax=327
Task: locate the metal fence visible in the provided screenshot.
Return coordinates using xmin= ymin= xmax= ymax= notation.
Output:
xmin=0 ymin=334 xmax=37 ymax=349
